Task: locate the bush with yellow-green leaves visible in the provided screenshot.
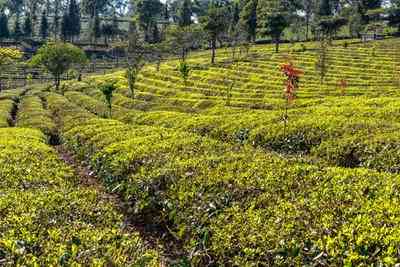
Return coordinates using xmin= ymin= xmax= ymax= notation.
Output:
xmin=0 ymin=128 xmax=159 ymax=266
xmin=16 ymin=95 xmax=57 ymax=137
xmin=0 ymin=100 xmax=14 ymax=127
xmin=45 ymin=93 xmax=400 ymax=266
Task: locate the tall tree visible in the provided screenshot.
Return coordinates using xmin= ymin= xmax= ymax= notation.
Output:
xmin=82 ymin=0 xmax=107 ymax=43
xmin=136 ymin=0 xmax=163 ymax=43
xmin=179 ymin=0 xmax=192 ymax=27
xmin=239 ymin=0 xmax=257 ymax=42
xmin=388 ymin=0 xmax=400 ymax=32
xmin=0 ymin=11 xmax=10 ymax=40
xmin=202 ymin=3 xmax=227 ymax=64
xmin=13 ymin=16 xmax=22 ymax=41
xmin=68 ymin=0 xmax=81 ymax=41
xmin=301 ymin=0 xmax=315 ymax=40
xmin=61 ymin=10 xmax=71 ymax=41
xmin=264 ymin=12 xmax=288 ymax=52
xmin=40 ymin=10 xmax=48 ymax=40
xmin=23 ymin=13 xmax=33 ymax=38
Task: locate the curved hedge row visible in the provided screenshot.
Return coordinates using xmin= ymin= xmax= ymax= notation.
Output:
xmin=0 ymin=127 xmax=159 ymax=266
xmin=46 ymin=93 xmax=400 ymax=266
xmin=16 ymin=95 xmax=57 ymax=137
xmin=0 ymin=100 xmax=14 ymax=127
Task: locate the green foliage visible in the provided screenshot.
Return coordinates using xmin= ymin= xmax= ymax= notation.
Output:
xmin=30 ymin=42 xmax=87 ymax=91
xmin=9 ymin=38 xmax=400 ymax=266
xmin=264 ymin=12 xmax=288 ymax=52
xmin=0 ymin=128 xmax=160 ymax=266
xmin=39 ymin=10 xmax=48 ymax=40
xmin=99 ymin=82 xmax=117 ymax=118
xmin=315 ymin=39 xmax=330 ymax=84
xmin=0 ymin=11 xmax=9 ymax=39
xmin=126 ymin=61 xmax=144 ymax=99
xmin=178 ymin=61 xmax=190 ymax=85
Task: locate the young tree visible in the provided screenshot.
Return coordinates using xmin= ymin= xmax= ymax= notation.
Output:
xmin=39 ymin=10 xmax=48 ymax=40
xmin=178 ymin=60 xmax=190 ymax=86
xmin=99 ymin=82 xmax=116 ymax=118
xmin=280 ymin=62 xmax=303 ymax=136
xmin=315 ymin=38 xmax=329 ymax=84
xmin=264 ymin=13 xmax=288 ymax=53
xmin=202 ymin=4 xmax=227 ymax=64
xmin=0 ymin=11 xmax=10 ymax=40
xmin=30 ymin=42 xmax=88 ymax=92
xmin=126 ymin=59 xmax=144 ymax=99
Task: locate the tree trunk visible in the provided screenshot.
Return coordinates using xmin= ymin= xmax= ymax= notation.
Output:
xmin=211 ymin=37 xmax=216 ymax=64
xmin=275 ymin=38 xmax=279 ymax=53
xmin=306 ymin=15 xmax=309 ymax=41
xmin=55 ymin=75 xmax=60 ymax=93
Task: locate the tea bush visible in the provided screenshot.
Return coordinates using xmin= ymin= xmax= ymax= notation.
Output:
xmin=0 ymin=128 xmax=159 ymax=266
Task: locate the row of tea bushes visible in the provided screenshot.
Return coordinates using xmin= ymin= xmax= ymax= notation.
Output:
xmin=0 ymin=128 xmax=159 ymax=266
xmin=0 ymin=100 xmax=15 ymax=127
xmin=46 ymin=93 xmax=400 ymax=266
xmin=16 ymin=95 xmax=57 ymax=137
xmin=0 ymin=88 xmax=27 ymax=101
xmin=63 ymin=87 xmax=400 ymax=174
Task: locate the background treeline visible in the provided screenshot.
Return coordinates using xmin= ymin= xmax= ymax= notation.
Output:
xmin=0 ymin=0 xmax=400 ymax=50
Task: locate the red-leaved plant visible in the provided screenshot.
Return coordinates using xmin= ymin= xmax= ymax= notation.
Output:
xmin=338 ymin=78 xmax=347 ymax=96
xmin=280 ymin=62 xmax=303 ymax=136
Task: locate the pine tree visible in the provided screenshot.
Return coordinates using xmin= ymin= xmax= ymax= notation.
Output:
xmin=40 ymin=10 xmax=48 ymax=40
xmin=13 ymin=17 xmax=22 ymax=41
xmin=23 ymin=13 xmax=32 ymax=38
xmin=69 ymin=0 xmax=81 ymax=40
xmin=93 ymin=14 xmax=101 ymax=42
xmin=0 ymin=11 xmax=10 ymax=40
xmin=232 ymin=2 xmax=240 ymax=27
xmin=61 ymin=10 xmax=71 ymax=41
xmin=179 ymin=0 xmax=192 ymax=27
xmin=319 ymin=0 xmax=332 ymax=17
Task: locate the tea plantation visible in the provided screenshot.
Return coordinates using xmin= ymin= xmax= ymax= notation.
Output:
xmin=2 ymin=38 xmax=400 ymax=266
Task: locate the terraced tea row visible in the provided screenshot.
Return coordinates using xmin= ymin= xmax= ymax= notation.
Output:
xmin=63 ymin=85 xmax=400 ymax=174
xmin=0 ymin=127 xmax=159 ymax=266
xmin=44 ymin=92 xmax=400 ymax=266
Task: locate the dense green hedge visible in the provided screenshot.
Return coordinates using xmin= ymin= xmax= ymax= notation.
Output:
xmin=45 ymin=93 xmax=400 ymax=266
xmin=0 ymin=127 xmax=159 ymax=266
xmin=16 ymin=95 xmax=57 ymax=137
xmin=0 ymin=100 xmax=14 ymax=127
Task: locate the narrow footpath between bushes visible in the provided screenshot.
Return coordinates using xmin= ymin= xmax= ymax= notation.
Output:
xmin=39 ymin=95 xmax=186 ymax=265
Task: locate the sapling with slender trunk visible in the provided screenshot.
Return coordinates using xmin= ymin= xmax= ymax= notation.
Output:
xmin=315 ymin=39 xmax=329 ymax=85
xmin=100 ymin=82 xmax=117 ymax=118
xmin=178 ymin=61 xmax=190 ymax=87
xmin=126 ymin=60 xmax=144 ymax=100
xmin=280 ymin=62 xmax=303 ymax=137
xmin=338 ymin=78 xmax=347 ymax=96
